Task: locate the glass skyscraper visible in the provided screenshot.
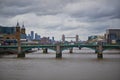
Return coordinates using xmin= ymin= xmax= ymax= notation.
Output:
xmin=31 ymin=31 xmax=34 ymax=40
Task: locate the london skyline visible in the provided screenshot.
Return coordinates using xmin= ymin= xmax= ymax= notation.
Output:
xmin=0 ymin=0 xmax=120 ymax=40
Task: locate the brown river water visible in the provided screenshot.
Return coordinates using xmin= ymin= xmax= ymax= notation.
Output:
xmin=0 ymin=48 xmax=120 ymax=80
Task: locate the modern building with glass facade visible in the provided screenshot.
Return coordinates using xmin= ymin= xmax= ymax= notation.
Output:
xmin=0 ymin=26 xmax=16 ymax=34
xmin=105 ymin=29 xmax=120 ymax=44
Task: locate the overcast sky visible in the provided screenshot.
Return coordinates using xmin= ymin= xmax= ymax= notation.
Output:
xmin=0 ymin=0 xmax=120 ymax=41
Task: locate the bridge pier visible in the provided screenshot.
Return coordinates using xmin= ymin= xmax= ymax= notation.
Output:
xmin=17 ymin=44 xmax=25 ymax=58
xmin=97 ymin=53 xmax=103 ymax=59
xmin=95 ymin=50 xmax=98 ymax=54
xmin=69 ymin=48 xmax=73 ymax=53
xmin=97 ymin=43 xmax=103 ymax=59
xmin=79 ymin=47 xmax=81 ymax=50
xmin=56 ymin=45 xmax=62 ymax=58
xmin=38 ymin=48 xmax=40 ymax=50
xmin=17 ymin=52 xmax=25 ymax=58
xmin=43 ymin=48 xmax=48 ymax=53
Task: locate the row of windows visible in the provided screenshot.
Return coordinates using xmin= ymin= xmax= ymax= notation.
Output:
xmin=0 ymin=27 xmax=16 ymax=34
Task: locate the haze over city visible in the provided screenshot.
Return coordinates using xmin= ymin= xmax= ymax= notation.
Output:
xmin=0 ymin=0 xmax=120 ymax=40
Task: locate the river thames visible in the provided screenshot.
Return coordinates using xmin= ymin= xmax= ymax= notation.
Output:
xmin=0 ymin=48 xmax=120 ymax=80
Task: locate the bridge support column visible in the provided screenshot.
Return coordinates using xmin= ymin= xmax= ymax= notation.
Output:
xmin=17 ymin=45 xmax=25 ymax=58
xmin=95 ymin=50 xmax=98 ymax=54
xmin=79 ymin=47 xmax=81 ymax=50
xmin=97 ymin=43 xmax=103 ymax=59
xmin=97 ymin=53 xmax=103 ymax=59
xmin=43 ymin=48 xmax=48 ymax=53
xmin=69 ymin=48 xmax=73 ymax=53
xmin=17 ymin=52 xmax=25 ymax=58
xmin=56 ymin=45 xmax=62 ymax=58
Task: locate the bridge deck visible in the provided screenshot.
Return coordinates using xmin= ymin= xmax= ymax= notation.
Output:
xmin=0 ymin=44 xmax=120 ymax=48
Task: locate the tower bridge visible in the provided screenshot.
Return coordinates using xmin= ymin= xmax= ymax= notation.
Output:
xmin=62 ymin=34 xmax=79 ymax=43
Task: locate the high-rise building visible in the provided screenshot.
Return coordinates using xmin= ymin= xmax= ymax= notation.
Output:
xmin=52 ymin=37 xmax=54 ymax=41
xmin=27 ymin=32 xmax=40 ymax=41
xmin=26 ymin=34 xmax=31 ymax=40
xmin=62 ymin=34 xmax=65 ymax=42
xmin=38 ymin=35 xmax=41 ymax=40
xmin=31 ymin=31 xmax=34 ymax=40
xmin=35 ymin=33 xmax=41 ymax=40
xmin=35 ymin=33 xmax=37 ymax=40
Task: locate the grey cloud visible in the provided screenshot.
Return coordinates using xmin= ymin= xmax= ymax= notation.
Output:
xmin=0 ymin=0 xmax=120 ymax=40
xmin=56 ymin=26 xmax=80 ymax=31
xmin=42 ymin=24 xmax=80 ymax=31
xmin=0 ymin=0 xmax=34 ymax=17
xmin=0 ymin=0 xmax=120 ymax=20
xmin=64 ymin=0 xmax=120 ymax=20
xmin=0 ymin=0 xmax=75 ymax=17
xmin=88 ymin=25 xmax=108 ymax=34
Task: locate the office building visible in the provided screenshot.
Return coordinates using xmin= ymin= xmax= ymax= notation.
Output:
xmin=31 ymin=31 xmax=34 ymax=40
xmin=105 ymin=29 xmax=120 ymax=44
xmin=35 ymin=33 xmax=41 ymax=40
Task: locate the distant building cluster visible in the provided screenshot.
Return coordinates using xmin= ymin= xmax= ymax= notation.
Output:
xmin=0 ymin=23 xmax=56 ymax=45
xmin=26 ymin=31 xmax=41 ymax=41
xmin=26 ymin=31 xmax=55 ymax=44
xmin=0 ymin=22 xmax=26 ymax=45
xmin=87 ymin=29 xmax=120 ymax=44
xmin=0 ymin=22 xmax=120 ymax=45
xmin=40 ymin=37 xmax=55 ymax=45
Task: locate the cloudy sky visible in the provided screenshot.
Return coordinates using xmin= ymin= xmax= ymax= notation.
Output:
xmin=0 ymin=0 xmax=120 ymax=41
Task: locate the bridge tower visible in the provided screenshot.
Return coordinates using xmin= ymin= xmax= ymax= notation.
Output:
xmin=16 ymin=22 xmax=25 ymax=58
xmin=15 ymin=22 xmax=21 ymax=41
xmin=62 ymin=34 xmax=79 ymax=53
xmin=21 ymin=23 xmax=26 ymax=34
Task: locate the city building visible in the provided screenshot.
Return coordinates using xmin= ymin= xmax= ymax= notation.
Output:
xmin=35 ymin=33 xmax=41 ymax=40
xmin=52 ymin=37 xmax=54 ymax=41
xmin=105 ymin=29 xmax=120 ymax=44
xmin=26 ymin=32 xmax=41 ymax=41
xmin=31 ymin=31 xmax=34 ymax=40
xmin=87 ymin=35 xmax=105 ymax=44
xmin=0 ymin=22 xmax=26 ymax=45
xmin=26 ymin=34 xmax=31 ymax=40
xmin=40 ymin=37 xmax=51 ymax=44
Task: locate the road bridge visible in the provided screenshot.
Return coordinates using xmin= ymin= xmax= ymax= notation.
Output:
xmin=0 ymin=44 xmax=120 ymax=59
